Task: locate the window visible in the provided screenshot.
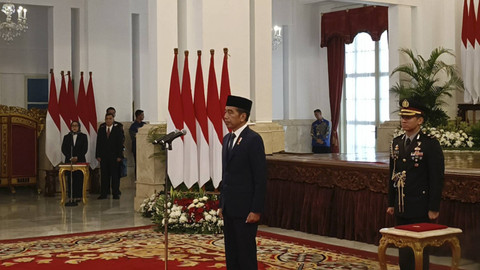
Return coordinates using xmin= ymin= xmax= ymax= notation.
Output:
xmin=341 ymin=31 xmax=389 ymax=157
xmin=26 ymin=77 xmax=48 ymax=110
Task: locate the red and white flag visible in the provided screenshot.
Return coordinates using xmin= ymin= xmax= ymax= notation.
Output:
xmin=462 ymin=0 xmax=478 ymax=103
xmin=58 ymin=71 xmax=70 ymax=139
xmin=181 ymin=51 xmax=198 ymax=188
xmin=168 ymin=49 xmax=184 ymax=187
xmin=45 ymin=69 xmax=62 ymax=166
xmin=194 ymin=50 xmax=210 ymax=187
xmin=76 ymin=72 xmax=92 ymax=164
xmin=220 ymin=48 xmax=232 ymax=136
xmin=207 ymin=50 xmax=223 ymax=188
xmin=86 ymin=72 xmax=98 ymax=169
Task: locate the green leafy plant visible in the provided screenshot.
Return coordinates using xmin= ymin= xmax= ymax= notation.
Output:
xmin=390 ymin=47 xmax=464 ymax=127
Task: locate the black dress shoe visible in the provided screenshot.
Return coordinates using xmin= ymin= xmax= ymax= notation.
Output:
xmin=113 ymin=195 xmax=120 ymax=200
xmin=97 ymin=195 xmax=107 ymax=200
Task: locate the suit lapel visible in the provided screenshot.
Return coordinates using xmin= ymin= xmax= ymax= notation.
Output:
xmin=227 ymin=127 xmax=249 ymax=163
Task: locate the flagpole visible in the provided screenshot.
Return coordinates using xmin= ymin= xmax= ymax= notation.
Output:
xmin=164 ymin=142 xmax=169 ymax=270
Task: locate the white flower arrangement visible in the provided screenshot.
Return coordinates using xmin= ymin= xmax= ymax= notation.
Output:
xmin=392 ymin=126 xmax=474 ymax=148
xmin=141 ymin=190 xmax=223 ymax=234
xmin=139 ymin=191 xmax=162 ymax=218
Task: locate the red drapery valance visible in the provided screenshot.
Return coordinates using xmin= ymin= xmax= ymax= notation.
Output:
xmin=321 ymin=6 xmax=388 ymax=47
xmin=320 ymin=6 xmax=388 ymax=153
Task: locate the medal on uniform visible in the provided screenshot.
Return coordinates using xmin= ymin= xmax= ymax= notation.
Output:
xmin=412 ymin=141 xmax=423 ymax=167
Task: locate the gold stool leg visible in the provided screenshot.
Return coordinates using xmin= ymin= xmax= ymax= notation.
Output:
xmin=82 ymin=167 xmax=89 ymax=204
xmin=378 ymin=237 xmax=388 ymax=270
xmin=449 ymin=237 xmax=461 ymax=270
xmin=59 ymin=168 xmax=66 ymax=205
xmin=413 ymin=243 xmax=424 ymax=270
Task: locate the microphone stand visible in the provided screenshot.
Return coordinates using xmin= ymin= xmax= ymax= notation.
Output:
xmin=65 ymin=138 xmax=78 ymax=207
xmin=154 ymin=133 xmax=184 ymax=270
xmin=161 ymin=140 xmax=172 ymax=270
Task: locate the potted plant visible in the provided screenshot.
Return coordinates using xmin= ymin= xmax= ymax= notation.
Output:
xmin=390 ymin=47 xmax=464 ymax=127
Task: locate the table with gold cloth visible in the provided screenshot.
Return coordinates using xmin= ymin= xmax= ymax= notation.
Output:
xmin=58 ymin=164 xmax=89 ymax=205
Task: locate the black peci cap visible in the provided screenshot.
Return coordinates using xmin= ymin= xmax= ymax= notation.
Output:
xmin=226 ymin=95 xmax=252 ymax=113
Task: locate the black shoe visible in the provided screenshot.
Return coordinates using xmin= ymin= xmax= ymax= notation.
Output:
xmin=113 ymin=195 xmax=120 ymax=200
xmin=97 ymin=195 xmax=107 ymax=200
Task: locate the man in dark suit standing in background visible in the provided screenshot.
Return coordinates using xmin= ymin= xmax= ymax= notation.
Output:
xmin=96 ymin=113 xmax=124 ymax=199
xmin=387 ymin=99 xmax=445 ymax=270
xmin=219 ymin=95 xmax=267 ymax=270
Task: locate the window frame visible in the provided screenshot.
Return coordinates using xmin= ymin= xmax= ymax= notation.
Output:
xmin=340 ymin=31 xmax=389 ymax=155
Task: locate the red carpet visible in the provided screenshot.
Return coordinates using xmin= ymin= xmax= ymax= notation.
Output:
xmin=0 ymin=226 xmax=452 ymax=269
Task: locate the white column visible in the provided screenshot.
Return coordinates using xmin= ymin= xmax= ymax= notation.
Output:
xmin=388 ymin=5 xmax=412 ymax=120
xmin=154 ymin=0 xmax=178 ymax=123
xmin=50 ymin=3 xmax=72 ymax=74
xmin=250 ymin=0 xmax=273 ymax=123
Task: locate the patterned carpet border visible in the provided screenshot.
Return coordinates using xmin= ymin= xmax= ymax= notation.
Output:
xmin=0 ymin=226 xmax=452 ymax=269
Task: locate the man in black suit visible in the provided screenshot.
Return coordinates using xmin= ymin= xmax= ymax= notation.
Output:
xmin=105 ymin=107 xmax=125 ymax=140
xmin=219 ymin=95 xmax=267 ymax=270
xmin=96 ymin=113 xmax=124 ymax=199
xmin=61 ymin=121 xmax=88 ymax=201
xmin=387 ymin=98 xmax=445 ymax=270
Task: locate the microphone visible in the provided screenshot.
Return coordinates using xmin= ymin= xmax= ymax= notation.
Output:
xmin=153 ymin=129 xmax=187 ymax=145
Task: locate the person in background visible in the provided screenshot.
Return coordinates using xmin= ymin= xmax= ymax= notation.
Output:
xmin=101 ymin=107 xmax=126 ymax=190
xmin=311 ymin=109 xmax=331 ymax=153
xmin=96 ymin=113 xmax=124 ymax=200
xmin=129 ymin=109 xmax=145 ymax=163
xmin=387 ymin=98 xmax=445 ymax=270
xmin=61 ymin=121 xmax=88 ymax=202
xmin=219 ymin=95 xmax=267 ymax=270
xmin=105 ymin=107 xmax=124 ymax=131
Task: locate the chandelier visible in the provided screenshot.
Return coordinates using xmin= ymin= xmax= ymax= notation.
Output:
xmin=0 ymin=2 xmax=28 ymax=42
xmin=272 ymin=25 xmax=282 ymax=50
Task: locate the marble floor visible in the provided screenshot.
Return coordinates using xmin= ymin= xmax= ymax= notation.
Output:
xmin=1 ymin=187 xmax=478 ymax=269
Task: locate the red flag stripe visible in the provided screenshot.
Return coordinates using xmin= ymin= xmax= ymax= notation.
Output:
xmin=67 ymin=71 xmax=78 ymax=122
xmin=77 ymin=72 xmax=90 ymax=133
xmin=58 ymin=71 xmax=69 ymax=126
xmin=219 ymin=48 xmax=231 ymax=115
xmin=462 ymin=0 xmax=468 ymax=47
xmin=169 ymin=49 xmax=184 ymax=130
xmin=86 ymin=72 xmax=97 ymax=131
xmin=194 ymin=51 xmax=209 ymax=139
xmin=182 ymin=51 xmax=196 ymax=142
xmin=467 ymin=0 xmax=476 ymax=48
xmin=48 ymin=70 xmax=61 ymax=130
xmin=207 ymin=50 xmax=223 ymax=143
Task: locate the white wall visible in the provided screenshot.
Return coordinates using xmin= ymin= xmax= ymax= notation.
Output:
xmin=0 ymin=0 xmax=152 ymax=122
xmin=0 ymin=5 xmax=48 ymax=107
xmin=272 ymin=0 xmax=465 ymax=124
xmin=272 ymin=0 xmax=331 ymax=122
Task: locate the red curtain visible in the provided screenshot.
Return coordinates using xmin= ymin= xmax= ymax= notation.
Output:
xmin=321 ymin=6 xmax=388 ymax=153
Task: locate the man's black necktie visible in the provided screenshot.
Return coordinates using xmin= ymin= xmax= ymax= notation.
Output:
xmin=229 ymin=133 xmax=236 ymax=150
xmin=227 ymin=133 xmax=236 ymax=157
xmin=405 ymin=138 xmax=411 ymax=148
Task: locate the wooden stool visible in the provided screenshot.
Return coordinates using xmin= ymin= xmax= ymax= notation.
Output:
xmin=58 ymin=164 xmax=90 ymax=205
xmin=378 ymin=226 xmax=462 ymax=270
